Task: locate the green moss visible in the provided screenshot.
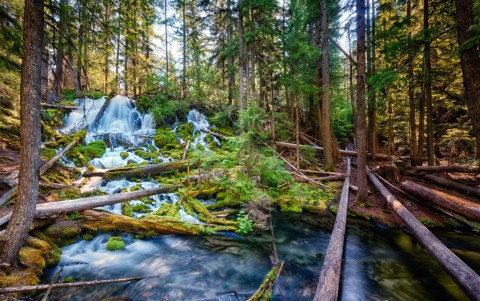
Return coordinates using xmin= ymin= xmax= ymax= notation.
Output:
xmin=83 ymin=234 xmax=94 ymax=240
xmin=67 ymin=140 xmax=106 ymax=167
xmin=121 ymin=151 xmax=129 ymax=159
xmin=131 ymin=203 xmax=149 ymax=213
xmin=106 ymin=236 xmax=125 ymax=251
xmin=418 ymin=217 xmax=439 ymax=228
xmin=64 ymin=276 xmax=74 ymax=283
xmin=19 ymin=247 xmax=46 ymax=273
xmin=60 ymin=188 xmax=81 ymax=200
xmin=152 ymin=202 xmax=181 ymax=218
xmin=154 ymin=128 xmax=177 ymax=148
xmin=177 ymin=122 xmax=194 ymax=140
xmin=122 ymin=202 xmax=133 ymax=217
xmin=41 ymin=148 xmax=57 ymax=160
xmin=276 ymin=195 xmax=303 ymax=213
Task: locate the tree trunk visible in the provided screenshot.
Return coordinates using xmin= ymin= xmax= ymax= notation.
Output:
xmin=400 ymin=180 xmax=480 ymax=223
xmin=314 ymin=157 xmax=350 ymax=301
xmin=238 ymin=0 xmax=245 ymax=129
xmin=227 ymin=0 xmax=233 ymax=106
xmin=368 ymin=170 xmax=480 ymax=299
xmin=356 ymin=0 xmax=368 ymax=201
xmin=248 ymin=261 xmax=284 ymax=301
xmin=424 ymin=0 xmax=434 ymax=166
xmin=407 ymin=0 xmax=418 ymax=166
xmin=319 ymin=0 xmax=341 ymax=171
xmin=418 ymin=61 xmax=425 ymax=163
xmin=367 ymin=0 xmax=376 ymax=159
xmin=182 ymin=0 xmax=187 ymax=99
xmin=454 ymin=0 xmax=480 ymax=160
xmin=164 ymin=0 xmax=169 ymax=96
xmin=52 ymin=0 xmax=66 ymax=101
xmin=412 ymin=173 xmax=480 ymax=199
xmin=413 ymin=165 xmax=480 ymax=173
xmin=0 ymin=0 xmax=44 ymax=266
xmin=83 ymin=161 xmax=194 ymax=180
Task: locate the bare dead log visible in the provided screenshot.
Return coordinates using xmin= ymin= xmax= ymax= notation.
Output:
xmin=41 ymin=266 xmax=63 ymax=301
xmin=413 ymin=165 xmax=480 ymax=173
xmin=274 ymin=141 xmax=390 ymax=160
xmin=0 ymin=276 xmax=144 ymax=294
xmin=299 ymin=170 xmax=343 ymax=176
xmin=88 ymin=99 xmax=110 ymax=131
xmin=412 ymin=174 xmax=480 ymax=199
xmin=0 ymin=140 xmax=78 ymax=207
xmin=313 ymin=175 xmax=346 ymax=182
xmin=400 ymin=180 xmax=480 ymax=223
xmin=182 ymin=140 xmax=190 ymax=160
xmin=0 ymin=185 xmax=181 ymax=226
xmin=247 ymin=261 xmax=284 ymax=301
xmin=41 ymin=103 xmax=78 ymax=110
xmin=368 ymin=169 xmax=480 ymax=300
xmin=83 ymin=161 xmax=194 ymax=180
xmin=314 ymin=157 xmax=351 ymax=301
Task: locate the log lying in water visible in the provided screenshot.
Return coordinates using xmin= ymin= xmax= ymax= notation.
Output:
xmin=0 ymin=276 xmax=144 ymax=294
xmin=0 ymin=140 xmax=78 ymax=207
xmin=83 ymin=161 xmax=193 ymax=180
xmin=314 ymin=157 xmax=351 ymax=301
xmin=413 ymin=165 xmax=480 ymax=173
xmin=400 ymin=180 xmax=480 ymax=223
xmin=0 ymin=185 xmax=182 ymax=227
xmin=248 ymin=261 xmax=284 ymax=301
xmin=274 ymin=141 xmax=390 ymax=160
xmin=368 ymin=169 xmax=480 ymax=300
xmin=412 ymin=173 xmax=480 ymax=199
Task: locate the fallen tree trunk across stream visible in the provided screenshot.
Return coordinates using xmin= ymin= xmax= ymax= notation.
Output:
xmin=41 ymin=103 xmax=78 ymax=110
xmin=83 ymin=161 xmax=193 ymax=180
xmin=367 ymin=169 xmax=480 ymax=300
xmin=400 ymin=180 xmax=480 ymax=223
xmin=313 ymin=157 xmax=351 ymax=301
xmin=0 ymin=276 xmax=144 ymax=294
xmin=0 ymin=140 xmax=78 ymax=207
xmin=0 ymin=185 xmax=181 ymax=227
xmin=274 ymin=142 xmax=390 ymax=160
xmin=413 ymin=165 xmax=480 ymax=173
xmin=410 ymin=173 xmax=480 ymax=199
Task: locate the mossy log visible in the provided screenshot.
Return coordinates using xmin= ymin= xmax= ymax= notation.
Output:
xmin=368 ymin=169 xmax=480 ymax=300
xmin=400 ymin=180 xmax=480 ymax=222
xmin=83 ymin=161 xmax=194 ymax=180
xmin=200 ymin=128 xmax=230 ymax=140
xmin=312 ymin=175 xmax=346 ymax=182
xmin=413 ymin=165 xmax=480 ymax=173
xmin=314 ymin=157 xmax=351 ymax=301
xmin=40 ymin=103 xmax=78 ymax=110
xmin=0 ymin=140 xmax=78 ymax=207
xmin=248 ymin=261 xmax=284 ymax=301
xmin=181 ymin=195 xmax=237 ymax=227
xmin=0 ymin=185 xmax=182 ymax=227
xmin=274 ymin=141 xmax=390 ymax=160
xmin=0 ymin=276 xmax=144 ymax=294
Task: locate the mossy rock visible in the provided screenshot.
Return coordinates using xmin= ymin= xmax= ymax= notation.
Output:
xmin=19 ymin=247 xmax=46 ymax=274
xmin=131 ymin=203 xmax=149 ymax=213
xmin=106 ymin=236 xmax=125 ymax=251
xmin=177 ymin=122 xmax=194 ymax=141
xmin=154 ymin=129 xmax=177 ymax=148
xmin=83 ymin=233 xmax=94 ymax=240
xmin=121 ymin=151 xmax=129 ymax=159
xmin=276 ymin=195 xmax=303 ymax=213
xmin=122 ymin=202 xmax=133 ymax=217
xmin=60 ymin=188 xmax=81 ymax=200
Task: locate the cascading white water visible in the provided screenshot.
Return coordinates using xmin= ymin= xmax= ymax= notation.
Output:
xmin=61 ymin=97 xmax=106 ymax=133
xmin=186 ymin=108 xmax=220 ymax=149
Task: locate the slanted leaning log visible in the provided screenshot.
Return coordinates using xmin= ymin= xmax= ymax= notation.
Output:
xmin=368 ymin=169 xmax=480 ymax=300
xmin=313 ymin=157 xmax=351 ymax=301
xmin=400 ymin=180 xmax=480 ymax=222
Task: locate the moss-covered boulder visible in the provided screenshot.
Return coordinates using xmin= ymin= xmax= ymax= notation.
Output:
xmin=154 ymin=128 xmax=177 ymax=148
xmin=106 ymin=236 xmax=125 ymax=251
xmin=177 ymin=122 xmax=194 ymax=141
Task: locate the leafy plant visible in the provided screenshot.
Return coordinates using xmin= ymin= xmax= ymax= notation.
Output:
xmin=235 ymin=211 xmax=253 ymax=235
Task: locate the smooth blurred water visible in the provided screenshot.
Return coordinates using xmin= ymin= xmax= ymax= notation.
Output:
xmin=41 ymin=214 xmax=480 ymax=301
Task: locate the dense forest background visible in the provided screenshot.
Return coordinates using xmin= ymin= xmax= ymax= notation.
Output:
xmin=0 ymin=0 xmax=479 ymax=165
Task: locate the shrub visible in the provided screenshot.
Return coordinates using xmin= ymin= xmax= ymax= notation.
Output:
xmin=235 ymin=211 xmax=253 ymax=235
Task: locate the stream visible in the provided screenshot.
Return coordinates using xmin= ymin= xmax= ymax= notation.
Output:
xmin=42 ymin=96 xmax=480 ymax=301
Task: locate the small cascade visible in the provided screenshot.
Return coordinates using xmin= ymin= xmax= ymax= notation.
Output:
xmin=61 ymin=97 xmax=106 ymax=133
xmin=186 ymin=108 xmax=220 ymax=149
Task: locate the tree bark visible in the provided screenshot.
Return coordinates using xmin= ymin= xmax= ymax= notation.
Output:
xmin=52 ymin=0 xmax=66 ymax=101
xmin=407 ymin=0 xmax=418 ymax=166
xmin=313 ymin=158 xmax=351 ymax=301
xmin=367 ymin=0 xmax=376 ymax=158
xmin=248 ymin=261 xmax=284 ymax=301
xmin=413 ymin=165 xmax=480 ymax=173
xmin=238 ymin=0 xmax=245 ymax=129
xmin=0 ymin=0 xmax=44 ymax=266
xmin=182 ymin=0 xmax=187 ymax=99
xmin=454 ymin=0 xmax=480 ymax=159
xmin=368 ymin=170 xmax=480 ymax=300
xmin=412 ymin=173 xmax=480 ymax=199
xmin=356 ymin=0 xmax=368 ymax=201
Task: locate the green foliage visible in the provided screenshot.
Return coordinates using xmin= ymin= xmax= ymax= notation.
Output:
xmin=75 ymin=140 xmax=107 ymax=161
xmin=62 ymin=90 xmax=77 ymax=102
xmin=255 ymin=156 xmax=292 ymax=188
xmin=151 ymin=95 xmax=189 ymax=125
xmin=106 ymin=236 xmax=125 ymax=251
xmin=154 ymin=128 xmax=178 ymax=148
xmin=235 ymin=211 xmax=253 ymax=235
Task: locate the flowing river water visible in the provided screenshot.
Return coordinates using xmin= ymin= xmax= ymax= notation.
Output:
xmin=42 ymin=96 xmax=480 ymax=301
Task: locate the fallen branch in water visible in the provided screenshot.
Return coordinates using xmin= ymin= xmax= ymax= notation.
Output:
xmin=0 ymin=276 xmax=145 ymax=294
xmin=248 ymin=261 xmax=284 ymax=301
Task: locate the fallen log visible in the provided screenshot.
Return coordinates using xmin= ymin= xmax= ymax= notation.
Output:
xmin=368 ymin=169 xmax=480 ymax=300
xmin=274 ymin=141 xmax=390 ymax=160
xmin=248 ymin=261 xmax=284 ymax=301
xmin=411 ymin=174 xmax=480 ymax=199
xmin=314 ymin=157 xmax=351 ymax=301
xmin=0 ymin=185 xmax=182 ymax=227
xmin=299 ymin=170 xmax=343 ymax=176
xmin=313 ymin=175 xmax=346 ymax=182
xmin=88 ymin=98 xmax=110 ymax=131
xmin=413 ymin=165 xmax=480 ymax=174
xmin=41 ymin=103 xmax=78 ymax=110
xmin=0 ymin=140 xmax=78 ymax=207
xmin=83 ymin=161 xmax=193 ymax=180
xmin=399 ymin=180 xmax=480 ymax=223
xmin=0 ymin=276 xmax=144 ymax=294
xmin=200 ymin=128 xmax=230 ymax=140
